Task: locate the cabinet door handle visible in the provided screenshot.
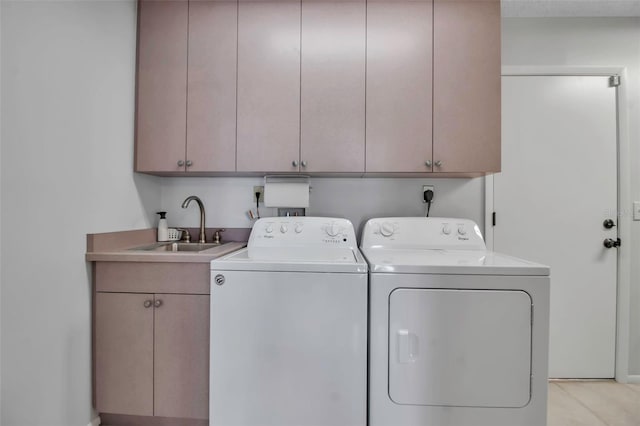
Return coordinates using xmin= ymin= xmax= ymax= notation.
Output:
xmin=292 ymin=160 xmax=299 ymax=167
xmin=154 ymin=299 xmax=163 ymax=308
xmin=186 ymin=160 xmax=193 ymax=167
xmin=425 ymin=160 xmax=432 ymax=168
xmin=301 ymin=161 xmax=307 ymax=168
xmin=177 ymin=160 xmax=185 ymax=167
xmin=143 ymin=300 xmax=153 ymax=308
xmin=434 ymin=160 xmax=442 ymax=167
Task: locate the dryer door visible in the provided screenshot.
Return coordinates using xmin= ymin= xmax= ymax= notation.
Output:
xmin=389 ymin=289 xmax=532 ymax=408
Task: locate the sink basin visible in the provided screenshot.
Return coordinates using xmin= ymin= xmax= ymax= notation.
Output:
xmin=158 ymin=243 xmax=221 ymax=252
xmin=129 ymin=242 xmax=221 ymax=253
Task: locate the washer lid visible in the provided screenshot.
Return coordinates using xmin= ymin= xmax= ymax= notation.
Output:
xmin=211 ymin=247 xmax=368 ymax=273
xmin=362 ymin=248 xmax=549 ymax=276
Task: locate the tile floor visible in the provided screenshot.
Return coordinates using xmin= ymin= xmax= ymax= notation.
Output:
xmin=549 ymin=380 xmax=640 ymax=426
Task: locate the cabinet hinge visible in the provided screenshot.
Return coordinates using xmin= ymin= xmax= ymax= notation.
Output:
xmin=609 ymin=75 xmax=621 ymax=87
xmin=492 ymin=212 xmax=496 ymax=227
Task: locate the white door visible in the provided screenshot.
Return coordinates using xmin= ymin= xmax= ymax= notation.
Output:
xmin=492 ymin=75 xmax=618 ymax=378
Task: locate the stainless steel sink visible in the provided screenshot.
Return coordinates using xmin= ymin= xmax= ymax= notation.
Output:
xmin=129 ymin=242 xmax=221 ymax=253
xmin=159 ymin=242 xmax=221 ymax=252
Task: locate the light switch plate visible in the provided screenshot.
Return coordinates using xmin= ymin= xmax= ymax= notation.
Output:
xmin=634 ymin=201 xmax=640 ymax=221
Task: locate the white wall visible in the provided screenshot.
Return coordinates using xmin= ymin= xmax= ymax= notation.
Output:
xmin=160 ymin=177 xmax=485 ymax=236
xmin=0 ymin=1 xmax=160 ymax=425
xmin=502 ymin=17 xmax=640 ymax=375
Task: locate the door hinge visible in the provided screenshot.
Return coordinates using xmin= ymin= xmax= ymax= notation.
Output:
xmin=492 ymin=212 xmax=496 ymax=227
xmin=530 ymin=374 xmax=534 ymax=396
xmin=531 ymin=305 xmax=534 ymax=326
xmin=609 ymin=75 xmax=621 ymax=87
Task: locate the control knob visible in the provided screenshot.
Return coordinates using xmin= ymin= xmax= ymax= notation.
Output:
xmin=442 ymin=224 xmax=451 ymax=235
xmin=326 ymin=223 xmax=340 ymax=237
xmin=458 ymin=226 xmax=467 ymax=236
xmin=295 ymin=223 xmax=304 ymax=234
xmin=265 ymin=225 xmax=273 ymax=234
xmin=280 ymin=224 xmax=288 ymax=234
xmin=380 ymin=222 xmax=395 ymax=237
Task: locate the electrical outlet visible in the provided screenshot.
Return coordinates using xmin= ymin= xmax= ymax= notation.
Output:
xmin=422 ymin=185 xmax=434 ymax=203
xmin=253 ymin=186 xmax=264 ymax=203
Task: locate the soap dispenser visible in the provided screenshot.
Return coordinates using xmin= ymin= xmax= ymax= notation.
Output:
xmin=157 ymin=211 xmax=169 ymax=242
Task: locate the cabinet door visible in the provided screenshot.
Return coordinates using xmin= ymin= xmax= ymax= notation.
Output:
xmin=154 ymin=294 xmax=210 ymax=419
xmin=187 ymin=0 xmax=237 ymax=172
xmin=300 ymin=0 xmax=365 ymax=173
xmin=95 ymin=293 xmax=154 ymax=416
xmin=433 ymin=0 xmax=501 ymax=173
xmin=135 ymin=0 xmax=188 ymax=173
xmin=236 ymin=0 xmax=301 ymax=173
xmin=366 ymin=0 xmax=433 ymax=173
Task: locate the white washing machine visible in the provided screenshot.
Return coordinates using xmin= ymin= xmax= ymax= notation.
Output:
xmin=361 ymin=217 xmax=550 ymax=426
xmin=210 ymin=217 xmax=367 ymax=426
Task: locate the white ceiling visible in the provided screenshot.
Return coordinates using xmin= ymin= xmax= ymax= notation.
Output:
xmin=502 ymin=0 xmax=640 ymax=17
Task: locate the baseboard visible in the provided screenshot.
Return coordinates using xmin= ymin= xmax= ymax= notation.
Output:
xmin=88 ymin=416 xmax=101 ymax=426
xmin=626 ymin=375 xmax=640 ymax=384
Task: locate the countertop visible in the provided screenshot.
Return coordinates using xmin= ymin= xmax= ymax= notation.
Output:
xmin=86 ymin=228 xmax=247 ymax=263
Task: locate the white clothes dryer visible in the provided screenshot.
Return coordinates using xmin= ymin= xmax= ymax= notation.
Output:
xmin=361 ymin=217 xmax=550 ymax=426
xmin=210 ymin=217 xmax=367 ymax=426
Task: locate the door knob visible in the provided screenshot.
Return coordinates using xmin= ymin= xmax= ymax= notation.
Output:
xmin=177 ymin=160 xmax=185 ymax=167
xmin=603 ymin=238 xmax=621 ymax=249
xmin=292 ymin=160 xmax=299 ymax=167
xmin=425 ymin=160 xmax=432 ymax=168
xmin=603 ymin=219 xmax=616 ymax=229
xmin=154 ymin=299 xmax=163 ymax=308
xmin=143 ymin=300 xmax=153 ymax=308
xmin=434 ymin=160 xmax=442 ymax=167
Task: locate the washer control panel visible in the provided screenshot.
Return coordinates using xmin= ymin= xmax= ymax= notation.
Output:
xmin=360 ymin=217 xmax=486 ymax=250
xmin=249 ymin=217 xmax=357 ymax=249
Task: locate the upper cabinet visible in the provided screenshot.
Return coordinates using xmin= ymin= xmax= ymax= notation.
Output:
xmin=236 ymin=0 xmax=366 ymax=174
xmin=135 ymin=0 xmax=237 ymax=174
xmin=135 ymin=0 xmax=501 ymax=176
xmin=366 ymin=0 xmax=433 ymax=173
xmin=236 ymin=0 xmax=301 ymax=173
xmin=135 ymin=0 xmax=188 ymax=173
xmin=300 ymin=0 xmax=366 ymax=173
xmin=186 ymin=0 xmax=238 ymax=173
xmin=433 ymin=0 xmax=501 ymax=173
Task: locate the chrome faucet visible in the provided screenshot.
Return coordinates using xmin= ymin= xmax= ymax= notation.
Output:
xmin=181 ymin=195 xmax=206 ymax=244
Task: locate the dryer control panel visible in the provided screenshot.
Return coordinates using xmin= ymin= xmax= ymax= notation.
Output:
xmin=360 ymin=217 xmax=486 ymax=251
xmin=249 ymin=217 xmax=357 ymax=249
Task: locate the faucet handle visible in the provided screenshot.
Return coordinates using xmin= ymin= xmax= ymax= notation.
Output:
xmin=213 ymin=229 xmax=226 ymax=244
xmin=177 ymin=228 xmax=191 ymax=243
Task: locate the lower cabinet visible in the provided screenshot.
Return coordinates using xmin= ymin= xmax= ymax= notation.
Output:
xmin=95 ymin=292 xmax=210 ymax=420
